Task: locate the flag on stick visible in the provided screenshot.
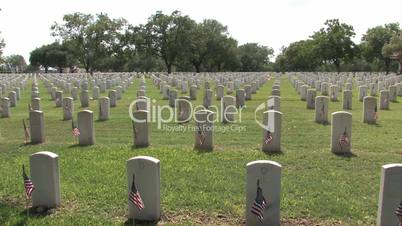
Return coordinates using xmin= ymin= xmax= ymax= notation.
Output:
xmin=197 ymin=123 xmax=206 ymax=145
xmin=129 ymin=174 xmax=144 ymax=210
xmin=339 ymin=128 xmax=349 ymax=147
xmin=264 ymin=130 xmax=273 ymax=144
xmin=72 ymin=119 xmax=80 ymax=137
xmin=395 ymin=200 xmax=402 ymax=226
xmin=251 ymin=180 xmax=268 ymax=223
xmin=22 ymin=165 xmax=35 ymax=199
xmin=22 ymin=119 xmax=30 ymax=143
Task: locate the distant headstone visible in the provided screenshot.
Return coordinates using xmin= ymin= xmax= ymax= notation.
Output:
xmin=363 ymin=96 xmax=377 ymax=124
xmin=62 ymin=97 xmax=73 ymax=120
xmin=379 ymin=90 xmax=389 ymax=110
xmin=306 ymin=89 xmax=316 ymax=109
xmin=132 ymin=110 xmax=150 ymax=148
xmin=267 ymin=96 xmax=280 ymax=111
xmin=109 ymin=90 xmax=117 ymax=107
xmin=261 ymin=110 xmax=282 ymax=152
xmin=315 ymin=96 xmax=329 ymax=124
xmin=203 ymin=89 xmax=212 ymax=108
xmin=330 ymin=111 xmax=352 ymax=154
xmin=1 ymin=97 xmax=10 ymax=117
xmin=176 ymin=96 xmax=192 ymax=123
xmin=343 ymin=90 xmax=352 ymax=110
xmin=190 ymin=85 xmax=197 ymax=100
xmin=29 ymin=110 xmax=45 ymax=144
xmin=236 ymin=89 xmax=245 ymax=108
xmin=55 ymin=91 xmax=63 ymax=107
xmin=194 ymin=110 xmax=214 ymax=150
xmin=31 ymin=98 xmax=41 ymax=111
xmin=98 ymin=97 xmax=110 ymax=121
xmin=78 ymin=110 xmax=95 ymax=146
xmin=80 ymin=90 xmax=90 ymax=107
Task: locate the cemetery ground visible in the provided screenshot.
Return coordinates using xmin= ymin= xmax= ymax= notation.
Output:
xmin=1 ymin=75 xmax=401 ymax=226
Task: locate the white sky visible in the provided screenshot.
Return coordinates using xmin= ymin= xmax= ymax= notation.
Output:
xmin=1 ymin=0 xmax=401 ymax=62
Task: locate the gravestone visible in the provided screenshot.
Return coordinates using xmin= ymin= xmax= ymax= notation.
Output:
xmin=216 ymin=85 xmax=224 ymax=100
xmin=30 ymin=110 xmax=45 ymax=144
xmin=203 ymin=89 xmax=212 ymax=108
xmin=363 ymin=96 xmax=377 ymax=124
xmin=330 ymin=111 xmax=352 ymax=154
xmin=267 ymin=96 xmax=280 ymax=111
xmin=261 ymin=110 xmax=282 ymax=152
xmin=236 ymin=89 xmax=245 ymax=108
xmin=271 ymin=89 xmax=280 ymax=96
xmin=98 ymin=97 xmax=110 ymax=121
xmin=300 ymin=85 xmax=308 ymax=101
xmin=379 ymin=90 xmax=389 ymax=110
xmin=190 ymin=85 xmax=197 ymax=100
xmin=80 ymin=90 xmax=90 ymax=107
xmin=221 ymin=96 xmax=236 ymax=123
xmin=330 ymin=85 xmax=338 ymax=101
xmin=62 ymin=97 xmax=73 ymax=120
xmin=315 ymin=96 xmax=329 ymax=124
xmin=321 ymin=82 xmax=328 ymax=95
xmin=389 ymin=85 xmax=397 ymax=102
xmin=246 ymin=160 xmax=281 ymax=226
xmin=30 ymin=151 xmax=61 ymax=209
xmin=306 ymin=89 xmax=316 ymax=109
xmin=245 ymin=85 xmax=252 ymax=100
xmin=127 ymin=156 xmax=160 ymax=221
xmin=132 ymin=110 xmax=150 ymax=148
xmin=55 ymin=91 xmax=63 ymax=107
xmin=71 ymin=87 xmax=78 ymax=100
xmin=31 ymin=91 xmax=40 ymax=99
xmin=93 ymin=86 xmax=99 ymax=100
xmin=169 ymin=89 xmax=178 ymax=108
xmin=1 ymin=97 xmax=10 ymax=117
xmin=31 ymin=98 xmax=41 ymax=111
xmin=14 ymin=87 xmax=21 ymax=100
xmin=51 ymin=87 xmax=57 ymax=100
xmin=78 ymin=110 xmax=95 ymax=146
xmin=116 ymin=86 xmax=123 ymax=100
xmin=194 ymin=110 xmax=214 ymax=150
xmin=376 ymin=164 xmax=402 ymax=226
xmin=137 ymin=90 xmax=145 ymax=97
xmin=345 ymin=83 xmax=353 ymax=91
xmin=370 ymin=83 xmax=377 ymax=96
xmin=359 ymin=86 xmax=368 ymax=102
xmin=9 ymin=91 xmax=17 ymax=107
xmin=176 ymin=97 xmax=192 ymax=123
xmin=343 ymin=90 xmax=352 ymax=110
xmin=109 ymin=90 xmax=117 ymax=107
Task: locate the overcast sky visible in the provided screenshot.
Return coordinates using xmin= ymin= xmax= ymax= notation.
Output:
xmin=0 ymin=0 xmax=401 ymax=62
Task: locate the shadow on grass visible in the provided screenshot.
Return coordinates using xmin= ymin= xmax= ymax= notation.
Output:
xmin=262 ymin=150 xmax=284 ymax=156
xmin=333 ymin=152 xmax=357 ymax=158
xmin=124 ymin=218 xmax=158 ymax=226
xmin=193 ymin=147 xmax=213 ymax=154
xmin=19 ymin=206 xmax=53 ymax=218
xmin=131 ymin=145 xmax=150 ymax=150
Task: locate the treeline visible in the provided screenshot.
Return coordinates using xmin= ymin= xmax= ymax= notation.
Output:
xmin=28 ymin=11 xmax=273 ymax=74
xmin=1 ymin=11 xmax=401 ymax=74
xmin=275 ymin=20 xmax=402 ymax=74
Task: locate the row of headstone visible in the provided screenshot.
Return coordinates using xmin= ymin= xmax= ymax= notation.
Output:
xmin=24 ymin=150 xmax=401 ymax=225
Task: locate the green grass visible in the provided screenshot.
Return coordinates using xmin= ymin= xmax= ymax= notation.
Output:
xmin=0 ymin=75 xmax=401 ymax=225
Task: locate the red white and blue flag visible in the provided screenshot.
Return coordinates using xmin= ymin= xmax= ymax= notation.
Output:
xmin=22 ymin=164 xmax=35 ymax=199
xmin=129 ymin=174 xmax=144 ymax=210
xmin=251 ymin=180 xmax=268 ymax=223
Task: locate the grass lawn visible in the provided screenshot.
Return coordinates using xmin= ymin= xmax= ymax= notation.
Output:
xmin=0 ymin=74 xmax=401 ymax=225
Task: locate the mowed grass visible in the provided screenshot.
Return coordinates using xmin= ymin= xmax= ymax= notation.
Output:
xmin=0 ymin=74 xmax=401 ymax=225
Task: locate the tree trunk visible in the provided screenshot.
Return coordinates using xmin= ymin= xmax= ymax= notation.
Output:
xmin=334 ymin=59 xmax=340 ymax=74
xmin=45 ymin=66 xmax=48 ymax=73
xmin=384 ymin=58 xmax=390 ymax=75
xmin=167 ymin=64 xmax=172 ymax=74
xmin=398 ymin=60 xmax=402 ymax=75
xmin=58 ymin=67 xmax=63 ymax=73
xmin=194 ymin=63 xmax=201 ymax=73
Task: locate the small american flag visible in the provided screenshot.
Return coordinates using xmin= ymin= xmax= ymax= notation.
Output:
xmin=22 ymin=165 xmax=35 ymax=199
xmin=197 ymin=123 xmax=206 ymax=145
xmin=129 ymin=174 xmax=144 ymax=210
xmin=339 ymin=128 xmax=349 ymax=147
xmin=251 ymin=180 xmax=268 ymax=223
xmin=22 ymin=119 xmax=30 ymax=143
xmin=72 ymin=119 xmax=80 ymax=137
xmin=395 ymin=200 xmax=402 ymax=226
xmin=265 ymin=130 xmax=273 ymax=144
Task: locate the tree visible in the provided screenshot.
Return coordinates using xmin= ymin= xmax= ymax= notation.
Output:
xmin=30 ymin=42 xmax=75 ymax=73
xmin=312 ymin=19 xmax=356 ymax=73
xmin=382 ymin=34 xmax=402 ymax=74
xmin=5 ymin=55 xmax=27 ymax=72
xmin=278 ymin=39 xmax=321 ymax=71
xmin=144 ymin=11 xmax=195 ymax=73
xmin=360 ymin=23 xmax=401 ymax=73
xmin=238 ymin=43 xmax=273 ymax=71
xmin=0 ymin=33 xmax=5 ymax=63
xmin=51 ymin=12 xmax=128 ymax=74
